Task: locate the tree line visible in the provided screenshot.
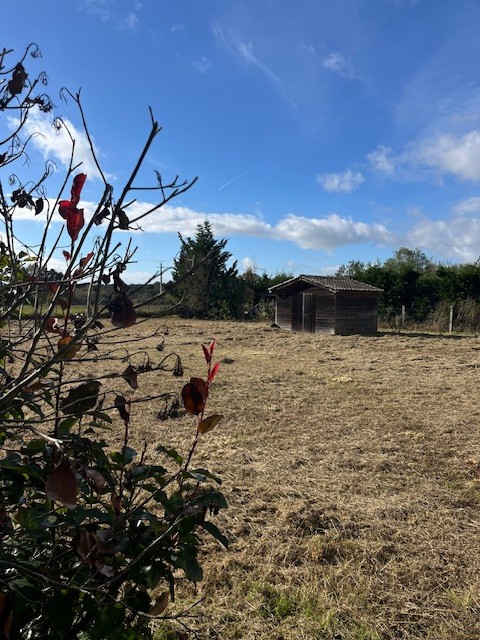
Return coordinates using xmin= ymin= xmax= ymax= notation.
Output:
xmin=337 ymin=247 xmax=480 ymax=328
xmin=42 ymin=225 xmax=480 ymax=327
xmin=169 ymin=232 xmax=480 ymax=327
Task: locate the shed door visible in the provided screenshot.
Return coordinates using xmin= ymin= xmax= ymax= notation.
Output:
xmin=302 ymin=293 xmax=316 ymax=333
xmin=292 ymin=294 xmax=302 ymax=331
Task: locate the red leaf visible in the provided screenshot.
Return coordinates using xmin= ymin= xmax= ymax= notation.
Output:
xmin=116 ymin=209 xmax=130 ymax=230
xmin=73 ymin=251 xmax=95 ymax=278
xmin=48 ymin=282 xmax=59 ymax=294
xmin=114 ymin=394 xmax=130 ymax=425
xmin=58 ymin=174 xmax=87 ymax=241
xmin=181 ymin=383 xmax=204 ymax=415
xmin=189 ymin=377 xmax=208 ymax=402
xmin=57 ymin=335 xmax=82 ymax=360
xmin=66 ymin=207 xmax=85 ymax=241
xmin=198 ymin=414 xmax=223 ymax=434
xmin=181 ymin=378 xmax=208 ymax=415
xmin=208 ymin=340 xmax=216 ymax=355
xmin=111 ymin=293 xmax=137 ymax=328
xmin=149 ymin=592 xmax=169 ymax=616
xmin=63 ymin=250 xmax=71 ymax=261
xmin=122 ymin=365 xmax=138 ymax=390
xmin=79 ymin=252 xmax=94 ymax=270
xmin=202 ymin=344 xmax=211 ymax=364
xmin=208 ymin=362 xmax=220 ymax=384
xmin=85 ymin=468 xmax=106 ymax=491
xmin=45 ymin=462 xmax=78 ymax=509
xmin=57 ymin=298 xmax=68 ymax=310
xmin=58 ymin=200 xmax=71 ymax=220
xmin=71 ymin=173 xmax=87 ymax=205
xmin=111 ymin=494 xmax=122 ymax=515
xmin=43 ymin=317 xmax=62 ymax=334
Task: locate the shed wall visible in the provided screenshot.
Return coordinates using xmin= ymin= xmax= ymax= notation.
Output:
xmin=314 ymin=290 xmax=335 ymax=334
xmin=274 ymin=288 xmax=380 ymax=335
xmin=334 ymin=294 xmax=379 ymax=335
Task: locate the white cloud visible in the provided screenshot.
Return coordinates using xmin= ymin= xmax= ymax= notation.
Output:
xmin=124 ymin=12 xmax=141 ymax=31
xmin=193 ymin=57 xmax=212 ymax=74
xmin=241 ymin=257 xmax=256 ymax=273
xmin=83 ymin=0 xmax=111 ymax=21
xmin=211 ymin=23 xmax=228 ymax=48
xmin=368 ymin=130 xmax=480 ymax=183
xmin=411 ymin=130 xmax=480 ymax=181
xmin=10 ymin=109 xmax=105 ymax=181
xmin=453 ymin=196 xmax=480 ymax=215
xmin=82 ymin=0 xmax=143 ymax=31
xmin=8 ymin=198 xmax=396 ymax=255
xmin=302 ymin=43 xmax=316 ymax=55
xmin=367 ymin=145 xmax=396 ymax=174
xmin=171 ymin=23 xmax=185 ymax=33
xmin=273 ymin=213 xmax=394 ymax=250
xmin=316 ymin=169 xmax=365 ymax=193
xmin=131 ymin=204 xmax=272 ymax=238
xmin=234 ymin=40 xmax=297 ymax=107
xmin=322 ymin=51 xmax=354 ymax=79
xmin=407 ymin=216 xmax=480 ymax=262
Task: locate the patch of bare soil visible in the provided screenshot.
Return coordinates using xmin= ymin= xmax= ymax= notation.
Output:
xmin=91 ymin=318 xmax=480 ymax=640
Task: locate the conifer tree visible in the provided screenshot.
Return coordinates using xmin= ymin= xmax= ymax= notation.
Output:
xmin=172 ymin=221 xmax=240 ymax=318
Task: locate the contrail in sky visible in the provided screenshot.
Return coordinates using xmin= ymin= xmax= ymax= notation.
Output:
xmin=218 ymin=169 xmax=252 ymax=190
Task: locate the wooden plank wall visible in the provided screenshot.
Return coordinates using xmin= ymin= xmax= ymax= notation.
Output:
xmin=315 ymin=291 xmax=335 ymax=334
xmin=275 ymin=289 xmax=380 ymax=335
xmin=334 ymin=294 xmax=378 ymax=334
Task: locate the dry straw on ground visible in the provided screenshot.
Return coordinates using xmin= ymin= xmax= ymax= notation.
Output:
xmin=87 ymin=318 xmax=479 ymax=640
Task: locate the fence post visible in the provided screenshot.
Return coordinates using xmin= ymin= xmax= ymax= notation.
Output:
xmin=449 ymin=304 xmax=454 ymax=333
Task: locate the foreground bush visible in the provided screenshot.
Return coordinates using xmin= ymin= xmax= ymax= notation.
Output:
xmin=0 ymin=44 xmax=226 ymax=639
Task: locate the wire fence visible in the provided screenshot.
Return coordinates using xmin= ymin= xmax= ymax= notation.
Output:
xmin=379 ymin=298 xmax=480 ymax=334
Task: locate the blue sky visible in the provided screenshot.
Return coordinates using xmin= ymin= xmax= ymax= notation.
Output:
xmin=3 ymin=0 xmax=480 ymax=283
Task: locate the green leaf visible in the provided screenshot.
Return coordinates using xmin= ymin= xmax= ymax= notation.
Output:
xmin=0 ymin=457 xmax=43 ymax=481
xmin=156 ymin=445 xmax=183 ymax=465
xmin=202 ymin=520 xmax=229 ymax=548
xmin=131 ymin=464 xmax=167 ymax=482
xmin=48 ymin=590 xmax=76 ymax=638
xmin=90 ymin=604 xmax=125 ymax=639
xmin=58 ymin=416 xmax=77 ymax=433
xmin=194 ymin=490 xmax=228 ymax=512
xmin=61 ymin=380 xmax=101 ymax=415
xmin=91 ymin=411 xmax=113 ymax=424
xmin=123 ymin=446 xmax=137 ymax=464
xmin=110 ymin=451 xmax=124 ymax=464
xmin=175 ymin=545 xmax=203 ymax=582
xmin=141 ymin=562 xmax=167 ymax=589
xmin=188 ymin=468 xmax=222 ymax=484
xmin=27 ymin=438 xmax=47 ymax=452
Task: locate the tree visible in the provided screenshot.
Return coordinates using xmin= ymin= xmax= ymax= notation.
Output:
xmin=171 ymin=221 xmax=240 ymax=318
xmin=384 ymin=247 xmax=432 ymax=273
xmin=0 ymin=45 xmax=227 ymax=639
xmin=238 ymin=269 xmax=293 ymax=319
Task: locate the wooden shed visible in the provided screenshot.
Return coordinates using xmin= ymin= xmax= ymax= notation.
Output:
xmin=269 ymin=275 xmax=383 ymax=335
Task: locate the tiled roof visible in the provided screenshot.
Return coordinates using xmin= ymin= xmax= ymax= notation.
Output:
xmin=269 ymin=275 xmax=383 ymax=293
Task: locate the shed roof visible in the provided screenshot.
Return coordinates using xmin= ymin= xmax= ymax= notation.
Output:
xmin=269 ymin=275 xmax=383 ymax=294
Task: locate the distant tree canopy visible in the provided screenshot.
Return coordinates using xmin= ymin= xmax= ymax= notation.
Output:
xmin=238 ymin=268 xmax=292 ymax=317
xmin=337 ymin=247 xmax=480 ymax=322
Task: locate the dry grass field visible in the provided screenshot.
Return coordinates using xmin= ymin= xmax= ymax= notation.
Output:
xmin=85 ymin=317 xmax=479 ymax=640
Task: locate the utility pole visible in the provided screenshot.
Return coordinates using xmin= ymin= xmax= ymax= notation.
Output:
xmin=158 ymin=262 xmax=163 ymax=294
